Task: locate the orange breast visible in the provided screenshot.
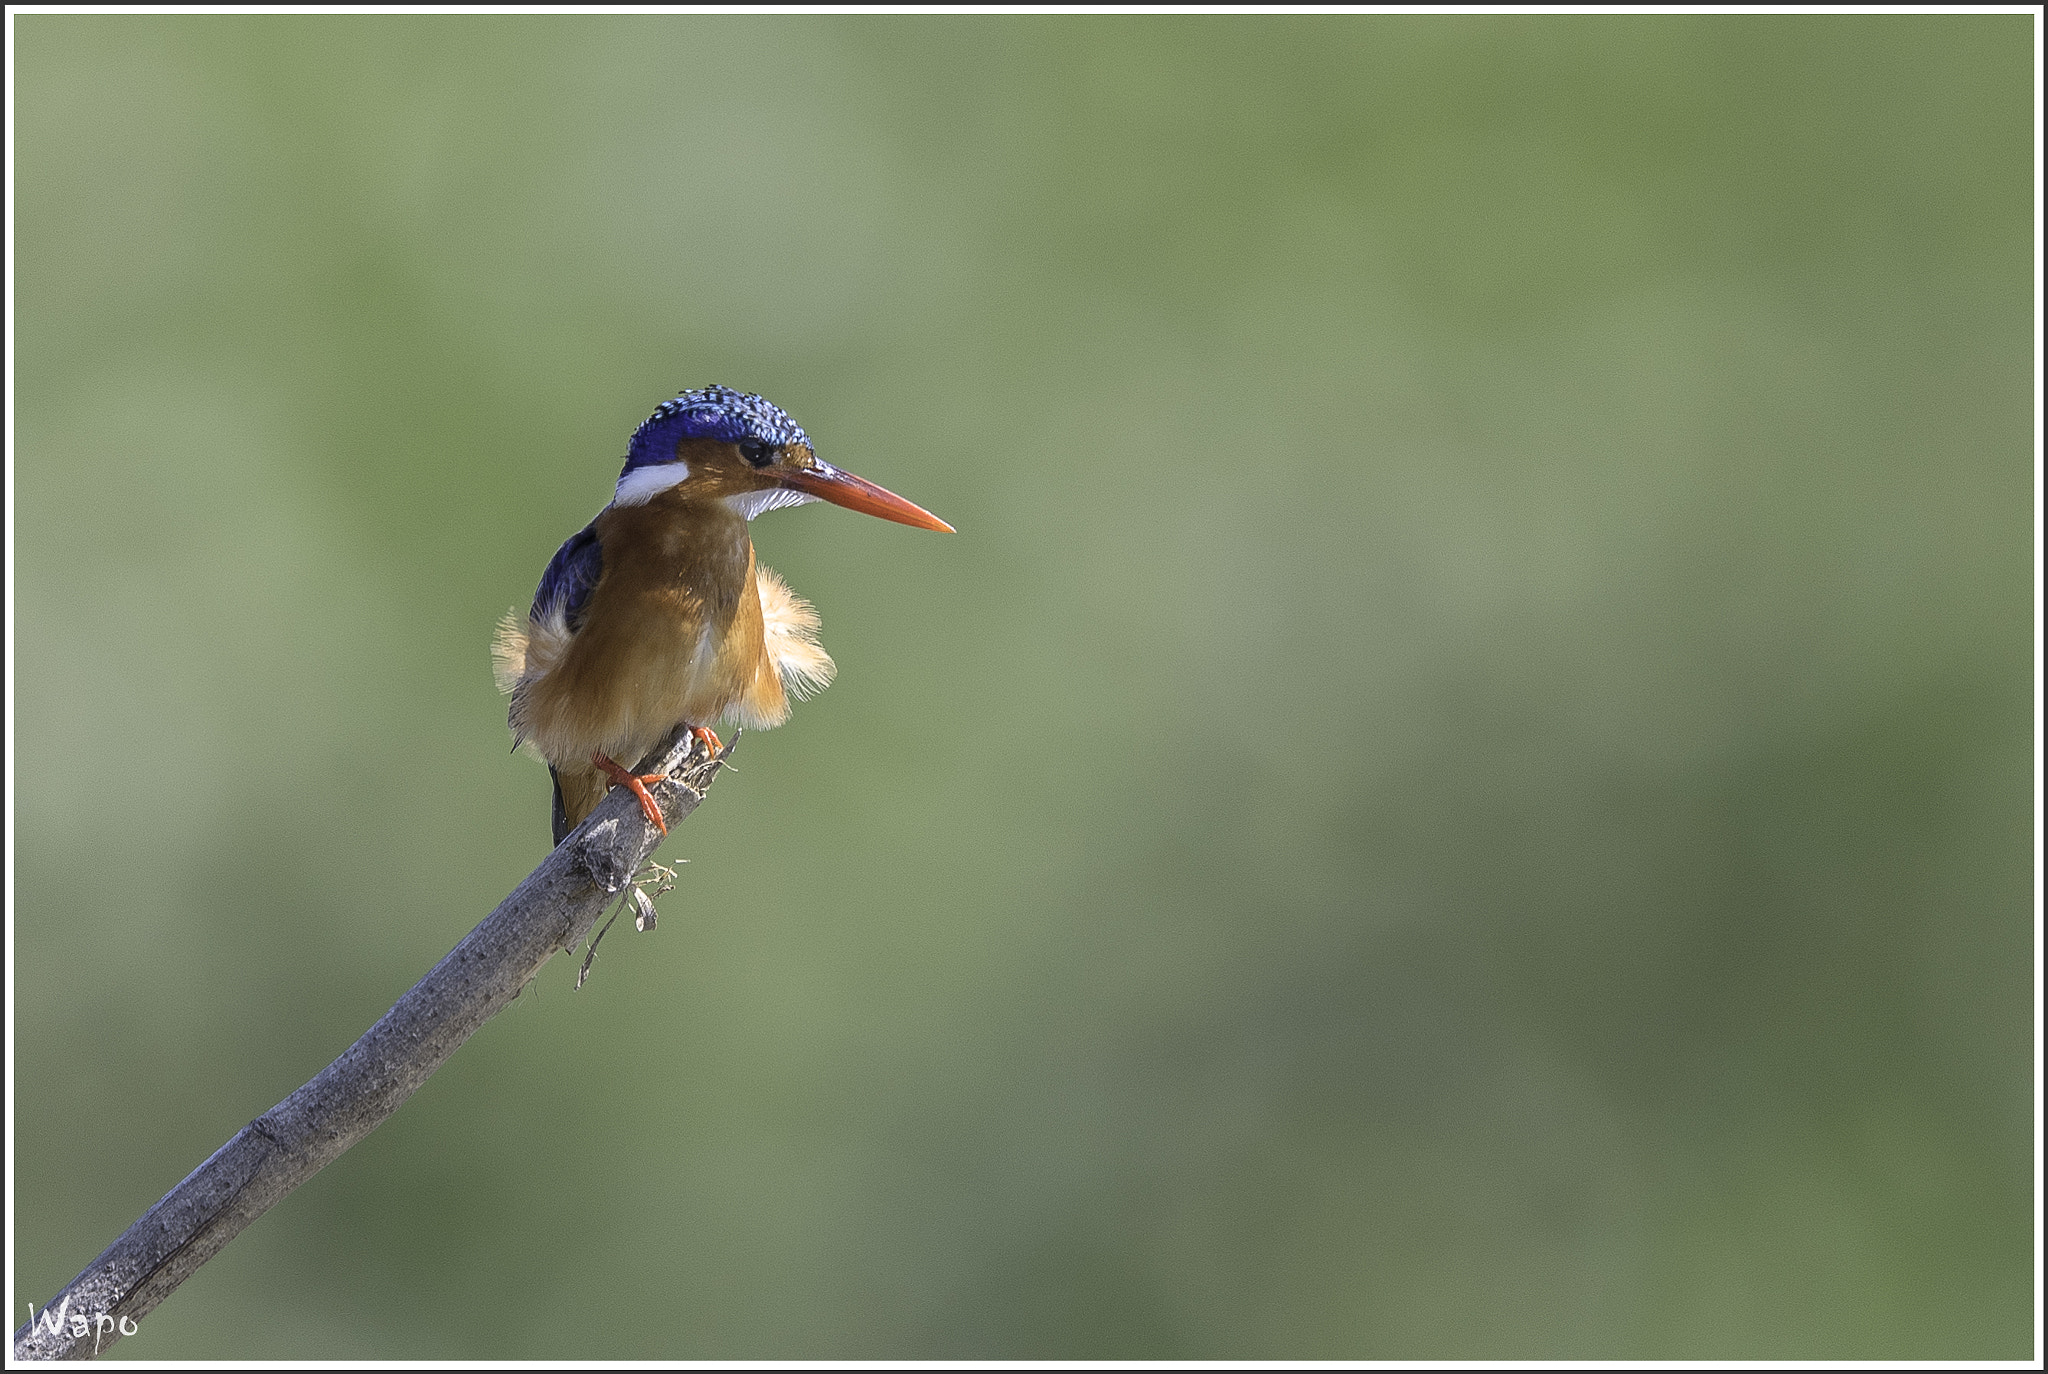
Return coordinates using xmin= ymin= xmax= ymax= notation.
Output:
xmin=514 ymin=493 xmax=785 ymax=770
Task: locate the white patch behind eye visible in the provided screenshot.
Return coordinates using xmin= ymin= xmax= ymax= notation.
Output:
xmin=612 ymin=460 xmax=690 ymax=507
xmin=725 ymin=487 xmax=820 ymax=521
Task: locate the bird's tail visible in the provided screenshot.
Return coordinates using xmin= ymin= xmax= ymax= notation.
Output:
xmin=550 ymin=766 xmax=570 ymax=847
xmin=549 ymin=764 xmax=610 ymax=847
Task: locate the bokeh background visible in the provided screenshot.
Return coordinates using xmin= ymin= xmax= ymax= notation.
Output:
xmin=12 ymin=14 xmax=2036 ymax=1360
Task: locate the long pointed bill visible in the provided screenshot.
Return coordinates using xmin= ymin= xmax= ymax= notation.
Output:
xmin=781 ymin=461 xmax=955 ymax=532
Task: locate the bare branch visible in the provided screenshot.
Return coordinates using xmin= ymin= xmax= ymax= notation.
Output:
xmin=13 ymin=725 xmax=731 ymax=1361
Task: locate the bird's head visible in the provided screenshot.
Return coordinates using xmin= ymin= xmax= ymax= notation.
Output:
xmin=612 ymin=385 xmax=953 ymax=532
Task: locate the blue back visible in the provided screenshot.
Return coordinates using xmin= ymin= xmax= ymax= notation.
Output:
xmin=531 ymin=520 xmax=603 ymax=629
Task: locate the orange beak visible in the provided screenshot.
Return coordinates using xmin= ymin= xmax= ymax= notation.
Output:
xmin=781 ymin=461 xmax=954 ymax=533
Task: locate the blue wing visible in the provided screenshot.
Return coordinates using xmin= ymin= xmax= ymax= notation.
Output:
xmin=532 ymin=518 xmax=604 ymax=631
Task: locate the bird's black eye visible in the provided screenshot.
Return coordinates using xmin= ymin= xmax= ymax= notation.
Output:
xmin=738 ymin=438 xmax=775 ymax=468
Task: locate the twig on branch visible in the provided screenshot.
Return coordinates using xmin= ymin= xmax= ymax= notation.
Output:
xmin=13 ymin=725 xmax=732 ymax=1362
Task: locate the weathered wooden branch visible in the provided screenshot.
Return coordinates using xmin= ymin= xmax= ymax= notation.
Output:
xmin=13 ymin=725 xmax=731 ymax=1362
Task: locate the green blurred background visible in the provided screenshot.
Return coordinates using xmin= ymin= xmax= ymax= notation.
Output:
xmin=12 ymin=14 xmax=2035 ymax=1360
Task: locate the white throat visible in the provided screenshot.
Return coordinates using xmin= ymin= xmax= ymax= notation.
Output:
xmin=724 ymin=487 xmax=821 ymax=521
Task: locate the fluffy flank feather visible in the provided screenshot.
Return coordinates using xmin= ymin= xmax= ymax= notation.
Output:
xmin=497 ymin=604 xmax=577 ymax=759
xmin=522 ymin=604 xmax=574 ymax=681
xmin=491 ymin=609 xmax=528 ymax=694
xmin=756 ymin=565 xmax=836 ymax=700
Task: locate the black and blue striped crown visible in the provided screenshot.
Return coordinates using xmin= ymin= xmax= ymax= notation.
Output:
xmin=621 ymin=385 xmax=813 ymax=475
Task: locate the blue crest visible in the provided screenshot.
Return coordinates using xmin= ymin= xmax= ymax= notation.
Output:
xmin=621 ymin=384 xmax=814 ymax=476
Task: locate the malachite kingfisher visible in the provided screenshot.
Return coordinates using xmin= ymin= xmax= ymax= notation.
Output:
xmin=492 ymin=385 xmax=953 ymax=845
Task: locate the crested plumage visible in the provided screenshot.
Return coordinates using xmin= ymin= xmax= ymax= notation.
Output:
xmin=496 ymin=386 xmax=946 ymax=845
xmin=626 ymin=385 xmax=815 ymax=467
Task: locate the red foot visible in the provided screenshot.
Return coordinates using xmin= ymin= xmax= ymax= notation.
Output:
xmin=592 ymin=751 xmax=669 ymax=835
xmin=690 ymin=725 xmax=723 ymax=755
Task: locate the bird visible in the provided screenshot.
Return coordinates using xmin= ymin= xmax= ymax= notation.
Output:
xmin=492 ymin=385 xmax=952 ymax=846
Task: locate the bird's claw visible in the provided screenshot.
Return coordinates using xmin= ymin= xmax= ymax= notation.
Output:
xmin=592 ymin=750 xmax=670 ymax=836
